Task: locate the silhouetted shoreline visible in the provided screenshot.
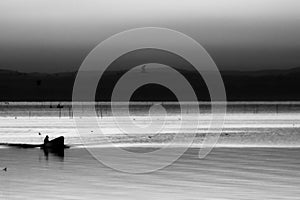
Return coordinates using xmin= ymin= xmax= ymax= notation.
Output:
xmin=1 ymin=67 xmax=300 ymax=101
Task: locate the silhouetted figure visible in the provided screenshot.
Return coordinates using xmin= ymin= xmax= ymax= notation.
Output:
xmin=44 ymin=135 xmax=49 ymax=145
xmin=3 ymin=167 xmax=7 ymax=171
xmin=38 ymin=132 xmax=41 ymax=136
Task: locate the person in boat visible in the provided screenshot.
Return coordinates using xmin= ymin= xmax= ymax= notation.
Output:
xmin=44 ymin=135 xmax=49 ymax=145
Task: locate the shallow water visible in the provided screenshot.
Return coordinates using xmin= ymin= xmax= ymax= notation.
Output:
xmin=1 ymin=114 xmax=300 ymax=147
xmin=0 ymin=147 xmax=299 ymax=200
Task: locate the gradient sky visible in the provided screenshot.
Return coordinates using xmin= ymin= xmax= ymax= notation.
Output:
xmin=0 ymin=0 xmax=300 ymax=72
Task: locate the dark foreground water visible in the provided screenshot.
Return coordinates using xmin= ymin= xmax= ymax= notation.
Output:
xmin=0 ymin=147 xmax=299 ymax=200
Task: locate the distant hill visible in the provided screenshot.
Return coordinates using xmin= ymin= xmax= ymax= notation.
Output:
xmin=0 ymin=67 xmax=300 ymax=101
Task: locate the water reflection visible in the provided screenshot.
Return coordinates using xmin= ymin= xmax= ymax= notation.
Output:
xmin=42 ymin=148 xmax=64 ymax=161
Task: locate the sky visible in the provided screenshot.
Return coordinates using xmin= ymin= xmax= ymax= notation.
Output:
xmin=0 ymin=0 xmax=300 ymax=73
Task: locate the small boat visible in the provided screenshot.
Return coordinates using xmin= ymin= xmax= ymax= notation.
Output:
xmin=41 ymin=136 xmax=68 ymax=150
xmin=42 ymin=136 xmax=68 ymax=157
xmin=0 ymin=136 xmax=69 ymax=150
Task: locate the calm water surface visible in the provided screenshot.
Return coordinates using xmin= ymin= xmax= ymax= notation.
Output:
xmin=1 ymin=147 xmax=299 ymax=200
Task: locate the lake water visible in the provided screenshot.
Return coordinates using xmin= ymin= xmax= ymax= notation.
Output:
xmin=0 ymin=102 xmax=300 ymax=199
xmin=1 ymin=147 xmax=299 ymax=200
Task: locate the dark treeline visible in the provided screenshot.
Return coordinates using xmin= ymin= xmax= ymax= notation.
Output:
xmin=0 ymin=67 xmax=300 ymax=101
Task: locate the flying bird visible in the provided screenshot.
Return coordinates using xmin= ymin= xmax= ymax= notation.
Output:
xmin=141 ymin=65 xmax=147 ymax=73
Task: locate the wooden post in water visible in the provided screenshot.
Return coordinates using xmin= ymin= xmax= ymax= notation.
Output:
xmin=100 ymin=104 xmax=103 ymax=118
xmin=69 ymin=107 xmax=72 ymax=118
